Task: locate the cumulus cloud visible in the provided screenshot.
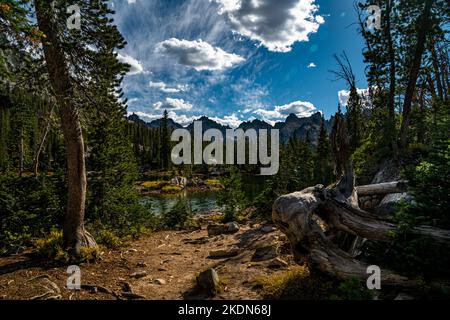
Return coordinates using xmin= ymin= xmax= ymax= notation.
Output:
xmin=338 ymin=88 xmax=371 ymax=107
xmin=117 ymin=53 xmax=145 ymax=75
xmin=128 ymin=111 xmax=198 ymax=127
xmin=209 ymin=113 xmax=242 ymax=128
xmin=213 ymin=0 xmax=324 ymax=52
xmin=149 ymin=81 xmax=188 ymax=93
xmin=254 ymin=100 xmax=317 ymax=123
xmin=153 ymin=98 xmax=193 ymax=111
xmin=155 ymin=38 xmax=245 ymax=71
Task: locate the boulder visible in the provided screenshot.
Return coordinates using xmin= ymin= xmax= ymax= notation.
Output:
xmin=196 ymin=268 xmax=220 ymax=296
xmin=376 ymin=193 xmax=414 ymax=215
xmin=207 ymin=222 xmax=239 ymax=237
xmin=251 ymin=244 xmax=279 ymax=262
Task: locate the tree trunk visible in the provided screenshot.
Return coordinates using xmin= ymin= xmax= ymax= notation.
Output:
xmin=356 ymin=181 xmax=408 ymax=196
xmin=399 ymin=0 xmax=433 ymax=148
xmin=34 ymin=0 xmax=96 ymax=257
xmin=272 ymin=181 xmax=450 ymax=287
xmin=19 ymin=131 xmax=24 ymax=177
xmin=385 ymin=0 xmax=398 ymax=157
xmin=32 ymin=104 xmax=54 ymax=176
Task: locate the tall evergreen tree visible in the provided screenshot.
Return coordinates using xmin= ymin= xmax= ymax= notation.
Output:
xmin=33 ymin=0 xmax=130 ymax=256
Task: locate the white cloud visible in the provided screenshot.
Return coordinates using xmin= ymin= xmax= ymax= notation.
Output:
xmin=254 ymin=100 xmax=317 ymax=123
xmin=213 ymin=0 xmax=324 ymax=52
xmin=127 ymin=98 xmax=139 ymax=105
xmin=307 ymin=62 xmax=316 ymax=68
xmin=155 ymin=38 xmax=245 ymax=71
xmin=210 ymin=113 xmax=242 ymax=128
xmin=117 ymin=53 xmax=145 ymax=75
xmin=153 ymin=98 xmax=193 ymax=111
xmin=127 ymin=0 xmax=136 ymax=4
xmin=149 ymin=81 xmax=188 ymax=93
xmin=338 ymin=88 xmax=371 ymax=107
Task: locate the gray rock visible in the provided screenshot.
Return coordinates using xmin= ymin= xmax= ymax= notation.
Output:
xmin=376 ymin=193 xmax=414 ymax=215
xmin=130 ymin=271 xmax=148 ymax=279
xmin=208 ymin=247 xmax=240 ymax=258
xmin=197 ymin=268 xmax=220 ymax=296
xmin=261 ymin=225 xmax=276 ymax=233
xmin=267 ymin=258 xmax=288 ymax=269
xmin=154 ymin=279 xmax=166 ymax=285
xmin=394 ymin=292 xmax=414 ymax=300
xmin=207 ymin=222 xmax=239 ymax=237
xmin=252 ymin=244 xmax=279 ymax=262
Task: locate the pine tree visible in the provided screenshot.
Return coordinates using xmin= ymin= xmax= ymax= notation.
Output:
xmin=160 ymin=110 xmax=171 ymax=170
xmin=314 ymin=116 xmax=333 ymax=185
xmin=33 ymin=0 xmax=130 ymax=256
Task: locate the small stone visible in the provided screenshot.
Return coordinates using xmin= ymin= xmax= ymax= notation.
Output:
xmin=226 ymin=222 xmax=240 ymax=233
xmin=197 ymin=268 xmax=220 ymax=296
xmin=394 ymin=293 xmax=414 ymax=300
xmin=207 ymin=222 xmax=240 ymax=237
xmin=130 ymin=271 xmax=148 ymax=279
xmin=251 ymin=244 xmax=279 ymax=262
xmin=208 ymin=247 xmax=240 ymax=259
xmin=120 ymin=282 xmax=132 ymax=292
xmin=154 ymin=279 xmax=166 ymax=285
xmin=267 ymin=258 xmax=288 ymax=269
xmin=261 ymin=225 xmax=276 ymax=233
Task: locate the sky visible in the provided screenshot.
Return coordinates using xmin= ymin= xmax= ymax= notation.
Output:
xmin=110 ymin=0 xmax=369 ymax=127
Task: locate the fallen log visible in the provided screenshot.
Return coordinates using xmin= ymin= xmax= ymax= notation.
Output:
xmin=272 ymin=183 xmax=450 ymax=287
xmin=356 ymin=181 xmax=408 ymax=196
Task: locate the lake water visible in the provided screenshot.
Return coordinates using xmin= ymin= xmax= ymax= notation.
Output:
xmin=141 ymin=175 xmax=269 ymax=216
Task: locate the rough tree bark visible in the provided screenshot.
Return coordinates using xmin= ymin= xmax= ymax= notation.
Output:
xmin=273 ymin=108 xmax=449 ymax=287
xmin=272 ymin=181 xmax=450 ymax=287
xmin=399 ymin=0 xmax=433 ymax=148
xmin=34 ymin=0 xmax=96 ymax=257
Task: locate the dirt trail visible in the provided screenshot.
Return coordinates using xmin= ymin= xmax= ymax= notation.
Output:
xmin=0 ymin=219 xmax=295 ymax=300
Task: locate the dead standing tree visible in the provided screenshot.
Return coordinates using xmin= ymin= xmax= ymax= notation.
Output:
xmin=272 ymin=115 xmax=450 ymax=287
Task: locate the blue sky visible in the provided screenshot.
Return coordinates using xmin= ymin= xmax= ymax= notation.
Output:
xmin=111 ymin=0 xmax=369 ymax=127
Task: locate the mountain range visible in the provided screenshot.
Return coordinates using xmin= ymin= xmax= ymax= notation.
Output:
xmin=127 ymin=112 xmax=334 ymax=144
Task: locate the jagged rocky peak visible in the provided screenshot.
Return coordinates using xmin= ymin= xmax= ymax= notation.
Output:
xmin=128 ymin=111 xmax=334 ymax=144
xmin=238 ymin=119 xmax=273 ymax=131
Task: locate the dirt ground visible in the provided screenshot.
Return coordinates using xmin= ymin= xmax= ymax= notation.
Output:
xmin=0 ymin=218 xmax=296 ymax=300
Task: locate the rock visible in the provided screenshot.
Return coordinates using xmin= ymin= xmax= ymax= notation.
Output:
xmin=261 ymin=225 xmax=276 ymax=233
xmin=197 ymin=268 xmax=220 ymax=296
xmin=394 ymin=292 xmax=414 ymax=300
xmin=154 ymin=279 xmax=166 ymax=285
xmin=376 ymin=193 xmax=414 ymax=215
xmin=136 ymin=262 xmax=148 ymax=268
xmin=267 ymin=258 xmax=288 ymax=269
xmin=251 ymin=244 xmax=279 ymax=262
xmin=227 ymin=222 xmax=240 ymax=233
xmin=130 ymin=271 xmax=148 ymax=279
xmin=207 ymin=222 xmax=239 ymax=237
xmin=208 ymin=247 xmax=240 ymax=259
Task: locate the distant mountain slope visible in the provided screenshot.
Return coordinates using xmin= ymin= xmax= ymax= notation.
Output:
xmin=127 ymin=112 xmax=334 ymax=144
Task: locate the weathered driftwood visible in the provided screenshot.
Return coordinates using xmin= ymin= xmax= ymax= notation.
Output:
xmin=356 ymin=181 xmax=408 ymax=196
xmin=272 ymin=183 xmax=450 ymax=287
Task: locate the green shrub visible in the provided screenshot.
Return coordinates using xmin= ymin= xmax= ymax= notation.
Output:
xmin=0 ymin=174 xmax=65 ymax=255
xmin=161 ymin=198 xmax=193 ymax=229
xmin=330 ymin=278 xmax=374 ymax=300
xmin=34 ymin=230 xmax=104 ymax=263
xmin=217 ymin=167 xmax=247 ymax=223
